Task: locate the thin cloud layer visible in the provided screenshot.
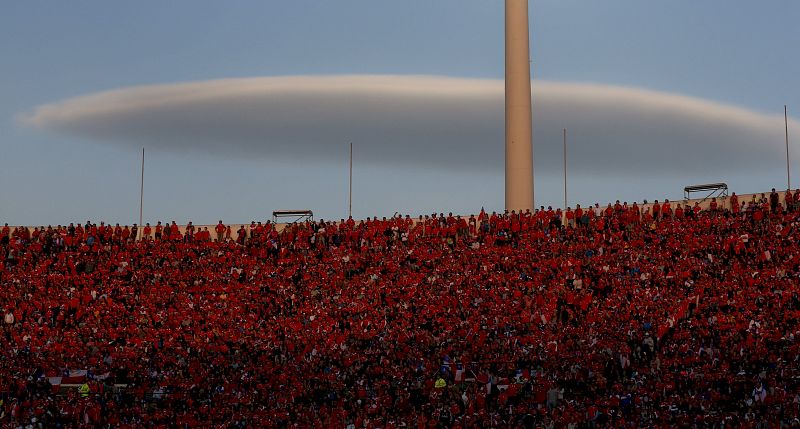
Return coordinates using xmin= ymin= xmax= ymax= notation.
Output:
xmin=20 ymin=75 xmax=799 ymax=176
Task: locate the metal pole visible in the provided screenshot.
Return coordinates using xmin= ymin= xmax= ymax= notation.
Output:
xmin=139 ymin=147 xmax=145 ymax=239
xmin=349 ymin=143 xmax=353 ymax=219
xmin=786 ymin=105 xmax=791 ymax=190
xmin=563 ymin=128 xmax=567 ymax=212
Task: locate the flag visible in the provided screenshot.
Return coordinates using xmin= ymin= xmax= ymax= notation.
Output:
xmin=61 ymin=370 xmax=88 ymax=385
xmin=454 ymin=363 xmax=465 ymax=382
xmin=497 ymin=377 xmax=510 ymax=391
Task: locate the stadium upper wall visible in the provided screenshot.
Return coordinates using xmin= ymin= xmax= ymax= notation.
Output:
xmin=3 ymin=189 xmax=792 ymax=236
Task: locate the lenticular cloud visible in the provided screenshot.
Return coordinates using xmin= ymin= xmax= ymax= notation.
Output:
xmin=19 ymin=75 xmax=799 ymax=176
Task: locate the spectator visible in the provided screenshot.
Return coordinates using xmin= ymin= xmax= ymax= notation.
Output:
xmin=1 ymin=192 xmax=799 ymax=427
xmin=215 ymin=220 xmax=226 ymax=242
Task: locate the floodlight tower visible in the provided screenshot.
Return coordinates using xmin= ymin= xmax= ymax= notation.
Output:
xmin=505 ymin=0 xmax=534 ymax=212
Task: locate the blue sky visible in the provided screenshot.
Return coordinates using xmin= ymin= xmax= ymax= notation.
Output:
xmin=1 ymin=1 xmax=798 ymax=225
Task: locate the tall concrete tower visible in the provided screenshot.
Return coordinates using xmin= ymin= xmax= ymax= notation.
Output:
xmin=505 ymin=0 xmax=534 ymax=212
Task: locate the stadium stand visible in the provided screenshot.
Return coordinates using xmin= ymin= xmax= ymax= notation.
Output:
xmin=1 ymin=190 xmax=800 ymax=427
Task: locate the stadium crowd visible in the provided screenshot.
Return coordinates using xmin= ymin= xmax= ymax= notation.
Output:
xmin=2 ymin=189 xmax=800 ymax=428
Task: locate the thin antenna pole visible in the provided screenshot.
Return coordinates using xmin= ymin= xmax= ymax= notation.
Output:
xmin=139 ymin=147 xmax=144 ymax=238
xmin=349 ymin=143 xmax=353 ymax=219
xmin=563 ymin=128 xmax=568 ymax=212
xmin=786 ymin=105 xmax=791 ymax=190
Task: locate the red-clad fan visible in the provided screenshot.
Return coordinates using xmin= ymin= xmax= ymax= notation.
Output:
xmin=1 ymin=191 xmax=799 ymax=427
